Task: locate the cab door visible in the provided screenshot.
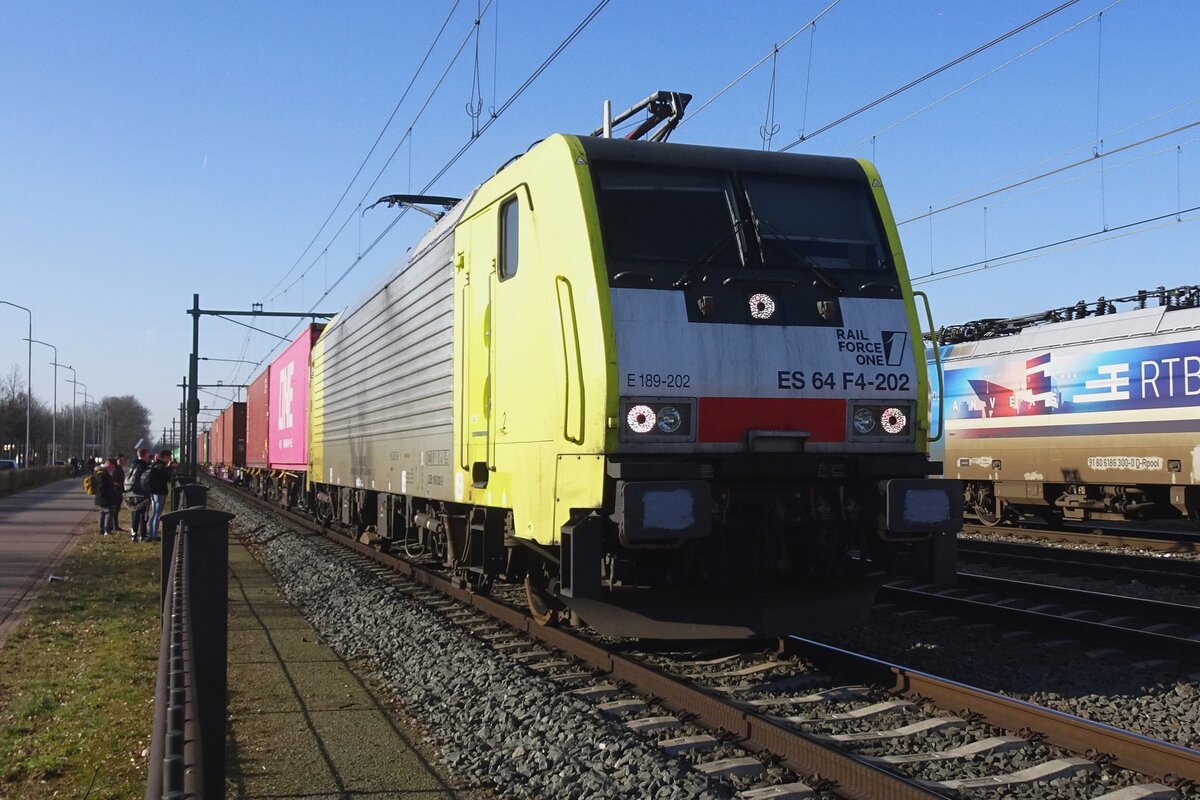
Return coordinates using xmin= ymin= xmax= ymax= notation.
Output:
xmin=462 ymin=214 xmax=495 ymax=489
xmin=461 ymin=194 xmax=523 ymax=492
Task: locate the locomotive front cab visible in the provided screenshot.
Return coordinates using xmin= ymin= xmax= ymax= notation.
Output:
xmin=555 ymin=137 xmax=960 ymax=637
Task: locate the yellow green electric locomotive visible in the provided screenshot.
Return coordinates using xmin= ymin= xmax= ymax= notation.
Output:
xmin=308 ymin=99 xmax=958 ymax=638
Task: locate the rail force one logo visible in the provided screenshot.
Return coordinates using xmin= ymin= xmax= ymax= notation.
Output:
xmin=837 ymin=328 xmax=908 ymax=367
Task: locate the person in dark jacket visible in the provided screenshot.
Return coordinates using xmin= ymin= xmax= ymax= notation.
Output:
xmin=145 ymin=449 xmax=174 ymax=543
xmin=108 ymin=454 xmax=126 ymax=533
xmin=93 ymin=462 xmax=119 ymax=534
xmin=125 ymin=448 xmax=152 ymax=542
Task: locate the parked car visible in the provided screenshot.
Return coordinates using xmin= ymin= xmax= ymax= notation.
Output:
xmin=0 ymin=459 xmax=19 ymax=471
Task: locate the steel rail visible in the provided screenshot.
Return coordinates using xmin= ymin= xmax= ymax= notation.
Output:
xmin=784 ymin=637 xmax=1200 ymax=786
xmin=956 ymin=572 xmax=1200 ymax=627
xmin=879 ymin=582 xmax=1200 ymax=662
xmin=959 ymin=537 xmax=1200 ymax=588
xmin=961 ymin=523 xmax=1200 ymax=554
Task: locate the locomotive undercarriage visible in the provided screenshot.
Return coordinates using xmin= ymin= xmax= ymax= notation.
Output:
xmin=299 ymin=451 xmax=953 ymax=638
xmin=967 ymin=479 xmax=1200 ymax=526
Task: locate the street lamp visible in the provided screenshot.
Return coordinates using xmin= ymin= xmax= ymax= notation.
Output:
xmin=26 ymin=339 xmax=57 ymax=463
xmin=68 ymin=378 xmax=86 ymax=461
xmin=57 ymin=364 xmax=76 ymax=461
xmin=81 ymin=391 xmax=94 ymax=462
xmin=0 ymin=300 xmax=32 ymax=467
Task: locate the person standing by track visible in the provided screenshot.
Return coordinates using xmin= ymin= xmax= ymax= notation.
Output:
xmin=93 ymin=461 xmax=118 ymax=534
xmin=125 ymin=448 xmax=152 ymax=542
xmin=145 ymin=449 xmax=174 ymax=542
xmin=108 ymin=454 xmax=126 ymax=533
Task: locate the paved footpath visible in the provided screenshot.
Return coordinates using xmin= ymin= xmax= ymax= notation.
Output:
xmin=226 ymin=537 xmax=464 ymax=799
xmin=0 ymin=478 xmax=93 ymax=648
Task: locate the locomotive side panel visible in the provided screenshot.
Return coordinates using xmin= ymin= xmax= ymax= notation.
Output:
xmin=311 ymin=208 xmax=462 ymax=498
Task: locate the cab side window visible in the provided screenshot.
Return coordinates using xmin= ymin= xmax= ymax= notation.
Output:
xmin=499 ymin=196 xmax=519 ymax=279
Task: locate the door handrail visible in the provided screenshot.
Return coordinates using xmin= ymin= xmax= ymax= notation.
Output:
xmin=913 ymin=290 xmax=944 ymax=443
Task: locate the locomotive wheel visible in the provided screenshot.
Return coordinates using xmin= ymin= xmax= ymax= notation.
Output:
xmin=524 ymin=575 xmax=562 ymax=627
xmin=976 ymin=497 xmax=1010 ymax=527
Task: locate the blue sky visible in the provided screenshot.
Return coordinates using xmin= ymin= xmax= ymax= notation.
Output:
xmin=2 ymin=0 xmax=1197 ymax=443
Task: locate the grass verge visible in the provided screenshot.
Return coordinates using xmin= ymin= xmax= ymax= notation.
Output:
xmin=0 ymin=531 xmax=160 ymax=799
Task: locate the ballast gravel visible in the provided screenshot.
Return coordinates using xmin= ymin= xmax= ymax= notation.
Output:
xmin=225 ymin=499 xmax=733 ymax=800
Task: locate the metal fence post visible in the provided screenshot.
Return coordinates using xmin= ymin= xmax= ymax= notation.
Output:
xmin=158 ymin=507 xmax=233 ymax=800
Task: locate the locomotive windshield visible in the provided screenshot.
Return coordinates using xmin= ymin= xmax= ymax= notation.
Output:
xmin=593 ymin=161 xmax=894 ymax=291
xmin=593 ymin=165 xmax=742 ymax=282
xmin=741 ymin=174 xmax=890 ymax=271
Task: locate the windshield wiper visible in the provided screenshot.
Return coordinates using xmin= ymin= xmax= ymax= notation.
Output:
xmin=672 ymin=219 xmax=745 ymax=289
xmin=753 ymin=216 xmax=845 ymax=296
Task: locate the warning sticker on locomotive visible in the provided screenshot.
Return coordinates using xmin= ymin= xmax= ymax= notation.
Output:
xmin=1086 ymin=456 xmax=1164 ymax=471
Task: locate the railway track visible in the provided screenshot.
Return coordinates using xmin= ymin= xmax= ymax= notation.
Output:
xmin=958 ymin=536 xmax=1200 ymax=593
xmin=212 ymin=480 xmax=1199 ymax=799
xmin=961 ymin=521 xmax=1200 ymax=556
xmin=881 ymin=574 xmax=1200 ymax=663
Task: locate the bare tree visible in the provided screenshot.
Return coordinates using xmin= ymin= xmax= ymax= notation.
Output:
xmin=0 ymin=365 xmax=25 ymax=458
xmin=100 ymin=395 xmax=152 ymax=457
xmin=0 ymin=364 xmax=23 ymax=403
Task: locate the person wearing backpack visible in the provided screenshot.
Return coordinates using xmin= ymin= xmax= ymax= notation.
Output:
xmin=93 ymin=461 xmax=119 ymax=535
xmin=145 ymin=449 xmax=174 ymax=543
xmin=125 ymin=448 xmax=152 ymax=542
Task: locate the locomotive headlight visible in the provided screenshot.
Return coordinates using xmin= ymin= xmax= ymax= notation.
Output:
xmin=626 ymin=404 xmax=657 ymax=434
xmin=881 ymin=407 xmax=907 ymax=434
xmin=853 ymin=407 xmax=877 ymax=434
xmin=657 ymin=406 xmax=682 ymax=433
xmin=620 ymin=398 xmax=696 ymax=442
xmin=748 ymin=293 xmax=776 ymax=320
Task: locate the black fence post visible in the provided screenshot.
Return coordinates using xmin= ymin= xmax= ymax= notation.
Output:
xmin=158 ymin=506 xmax=233 ymax=800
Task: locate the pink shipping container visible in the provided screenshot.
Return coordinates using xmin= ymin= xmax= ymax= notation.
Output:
xmin=268 ymin=323 xmax=324 ymax=472
xmin=245 ymin=370 xmax=270 ymax=469
xmin=210 ymin=402 xmax=247 ymax=471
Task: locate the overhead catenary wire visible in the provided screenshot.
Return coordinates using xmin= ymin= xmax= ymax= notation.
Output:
xmin=260 ymin=0 xmax=463 ymax=304
xmin=267 ymin=1 xmax=494 ymax=304
xmin=913 ymin=94 xmax=1200 ymax=215
xmin=897 ymin=119 xmax=1200 ymax=225
xmin=232 ymin=0 xmax=611 ymax=387
xmin=681 ymin=0 xmax=843 ymax=127
xmin=913 ymin=204 xmax=1200 ymax=285
xmin=837 ymin=0 xmax=1123 ymax=157
xmin=779 ymin=0 xmax=1081 ymax=151
xmin=943 ymin=135 xmax=1200 ymax=222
